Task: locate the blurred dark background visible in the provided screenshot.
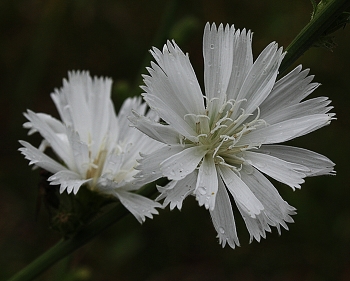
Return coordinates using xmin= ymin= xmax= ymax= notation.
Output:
xmin=1 ymin=0 xmax=350 ymax=280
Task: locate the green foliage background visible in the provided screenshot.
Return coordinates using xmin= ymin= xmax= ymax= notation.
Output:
xmin=1 ymin=0 xmax=349 ymax=280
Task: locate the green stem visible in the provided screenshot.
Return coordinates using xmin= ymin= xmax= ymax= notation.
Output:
xmin=279 ymin=0 xmax=350 ymax=76
xmin=6 ymin=184 xmax=157 ymax=281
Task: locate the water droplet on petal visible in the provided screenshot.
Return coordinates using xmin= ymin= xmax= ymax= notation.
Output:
xmin=210 ymin=44 xmax=215 ymax=49
xmin=219 ymin=227 xmax=225 ymax=234
xmin=198 ymin=186 xmax=206 ymax=195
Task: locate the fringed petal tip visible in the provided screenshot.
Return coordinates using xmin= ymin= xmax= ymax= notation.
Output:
xmin=48 ymin=171 xmax=90 ymax=195
xmin=156 ymin=183 xmax=180 ymax=210
xmin=114 ymin=190 xmax=162 ymax=224
xmin=217 ymin=232 xmax=241 ymax=249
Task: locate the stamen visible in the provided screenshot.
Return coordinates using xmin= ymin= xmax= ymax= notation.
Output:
xmin=180 ymin=98 xmax=268 ymax=178
xmin=184 ymin=113 xmax=197 ymax=121
xmin=179 ymin=136 xmax=186 ymax=147
xmin=220 ymin=108 xmax=250 ymax=136
xmin=210 ymin=124 xmax=228 ymax=135
xmin=216 ymin=155 xmax=242 ymax=175
xmin=207 ymin=97 xmax=220 ymax=103
xmin=90 ymin=163 xmax=98 ymax=169
xmin=184 ymin=113 xmax=210 ymax=121
xmin=197 ymin=133 xmax=208 ymax=138
xmin=212 ymin=136 xmax=228 ymax=157
xmin=210 ymin=111 xmax=233 ymax=134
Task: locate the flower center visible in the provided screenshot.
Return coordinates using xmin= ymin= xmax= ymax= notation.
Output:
xmin=86 ymin=147 xmax=108 ymax=189
xmin=185 ymin=99 xmax=266 ymax=171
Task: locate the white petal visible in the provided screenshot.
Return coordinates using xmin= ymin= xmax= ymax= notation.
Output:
xmin=160 ymin=146 xmax=207 ymax=180
xmin=119 ymin=111 xmax=163 ymax=170
xmin=203 ymin=23 xmax=234 ymax=111
xmin=48 ymin=170 xmax=90 ymax=194
xmin=117 ymin=97 xmax=144 ymax=143
xmin=244 ymin=150 xmax=309 ymax=189
xmin=218 ymin=165 xmax=264 ymax=217
xmin=51 ymin=72 xmax=119 ymax=159
xmin=241 ymin=166 xmax=297 ymax=222
xmin=116 ymin=138 xmax=161 ymax=179
xmin=149 ymin=41 xmax=205 ymax=115
xmin=260 ymin=66 xmax=318 ymax=114
xmin=142 ymin=92 xmax=198 ymax=141
xmin=23 ymin=112 xmax=65 ymax=136
xmin=157 ymin=171 xmax=197 ymax=210
xmin=88 ymin=75 xmax=114 ymax=147
xmin=262 ymin=96 xmax=333 ymax=125
xmin=235 ymin=42 xmax=284 ymax=118
xmin=257 ymin=145 xmax=335 ymax=176
xmin=113 ymin=190 xmax=161 ymax=223
xmin=135 ymin=145 xmax=184 ymax=184
xmin=100 ymin=150 xmax=124 ymax=178
xmin=66 ymin=127 xmax=90 ymax=176
xmin=18 ymin=140 xmax=67 ymax=173
xmin=235 ymin=203 xmax=272 ymax=243
xmin=52 ymin=71 xmax=92 ymax=143
xmin=226 ymin=28 xmax=254 ymax=101
xmin=238 ymin=114 xmax=332 ymax=146
xmin=209 ymin=177 xmax=239 ymax=248
xmin=129 ymin=111 xmax=180 ymax=144
xmin=240 ymin=166 xmax=296 ymax=241
xmin=92 ymin=177 xmax=123 ymax=193
xmin=106 ymin=102 xmax=121 ymax=149
xmin=24 ymin=110 xmax=74 ymax=168
xmin=195 ymin=153 xmax=218 ymax=210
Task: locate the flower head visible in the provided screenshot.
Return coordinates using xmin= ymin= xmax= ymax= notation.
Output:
xmin=130 ymin=23 xmax=335 ymax=247
xmin=19 ymin=71 xmax=162 ymax=223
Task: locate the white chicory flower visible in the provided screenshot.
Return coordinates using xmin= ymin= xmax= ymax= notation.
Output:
xmin=19 ymin=71 xmax=162 ymax=223
xmin=130 ymin=23 xmax=335 ymax=247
